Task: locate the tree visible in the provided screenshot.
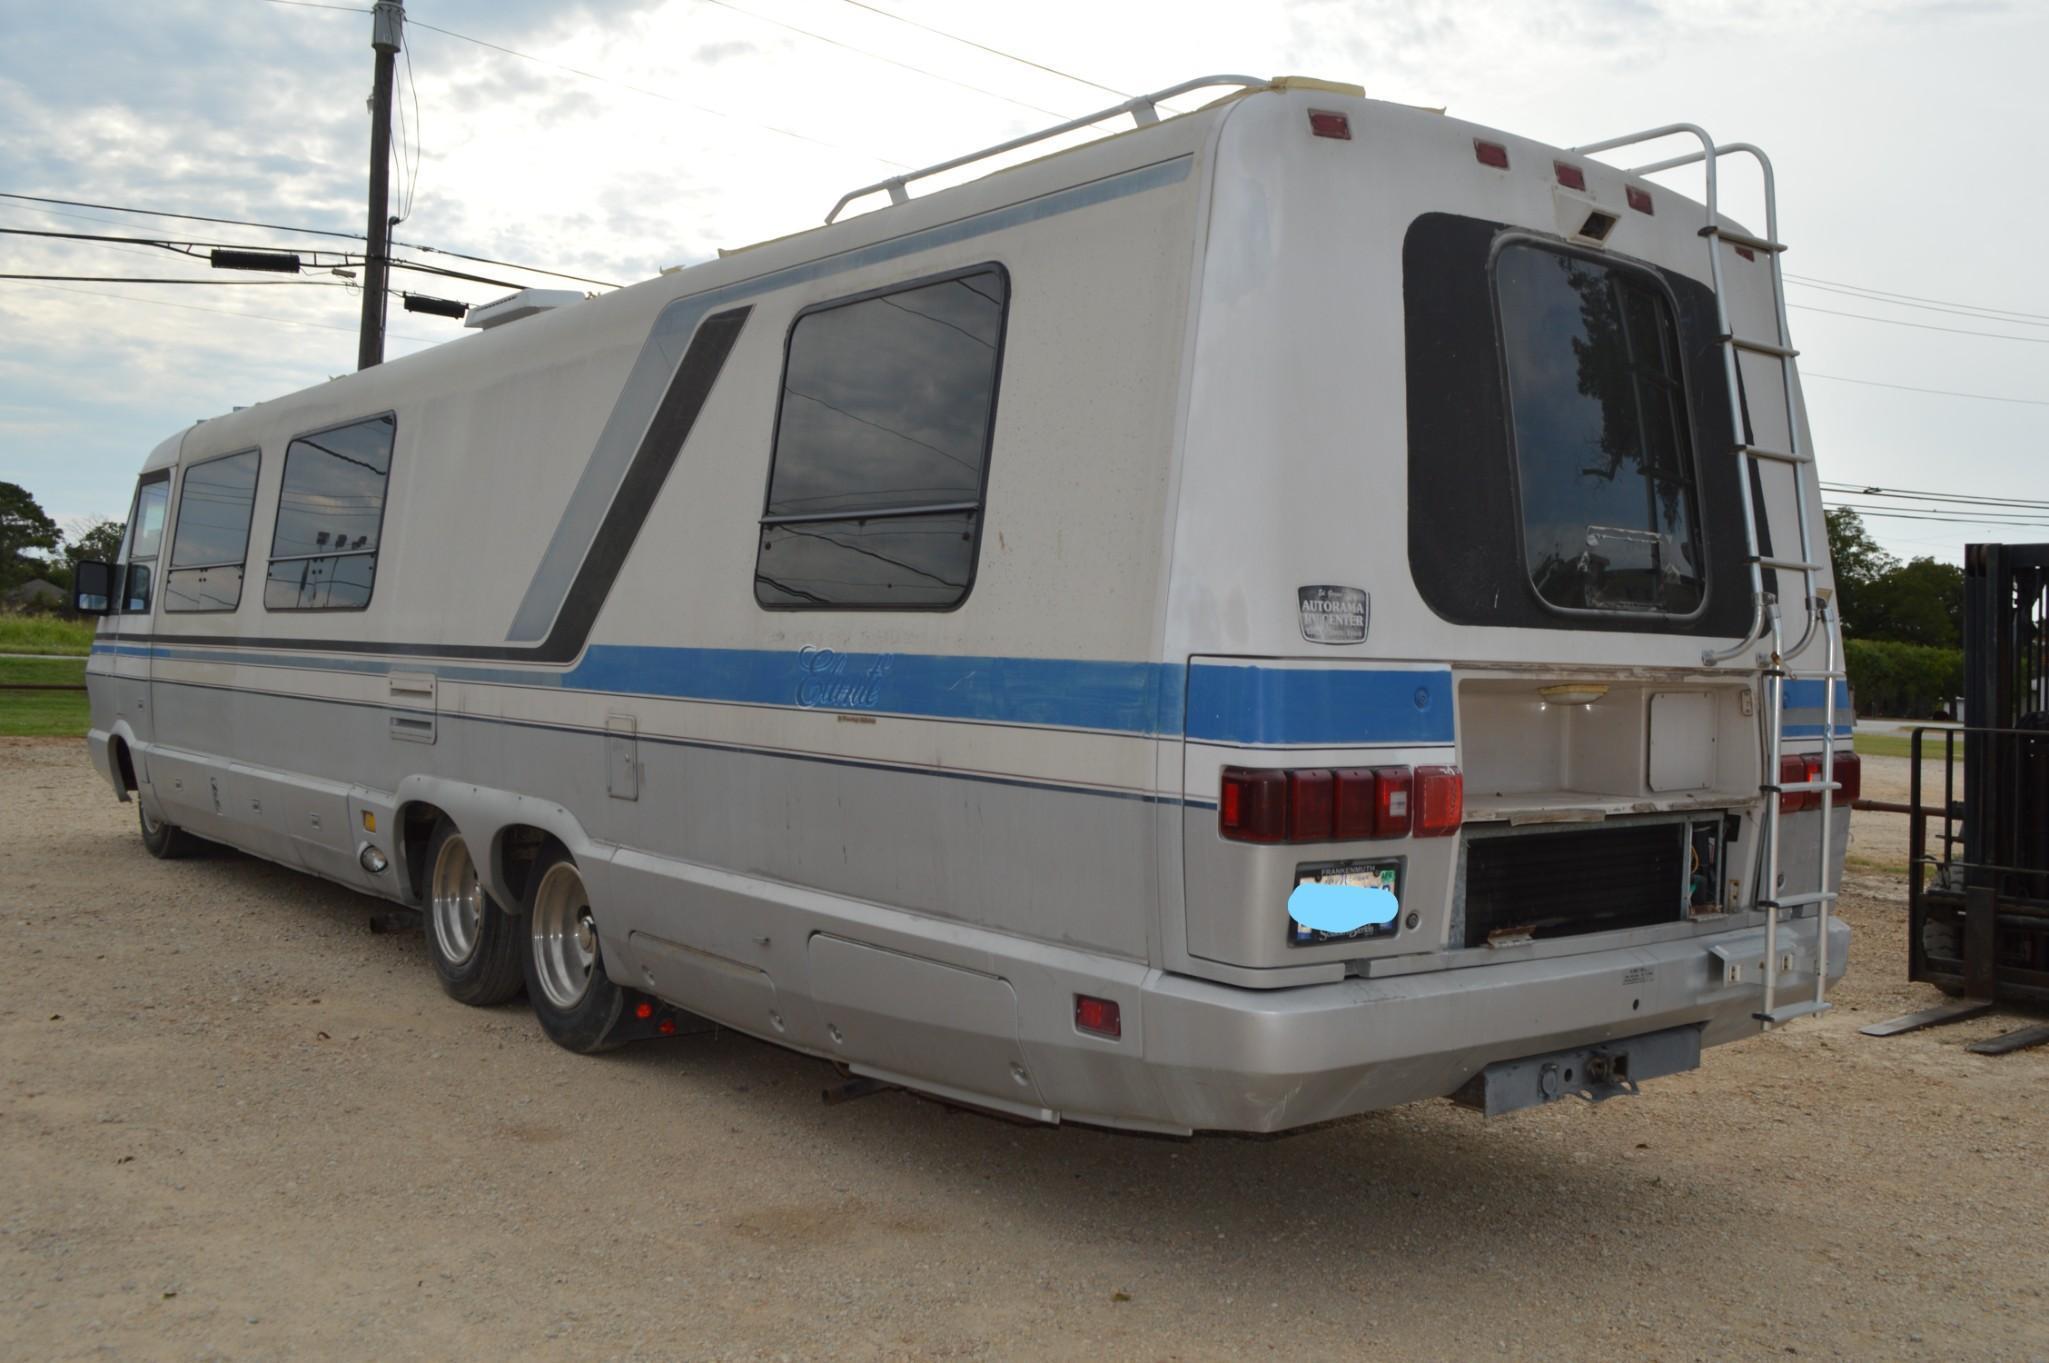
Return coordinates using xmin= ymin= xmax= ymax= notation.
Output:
xmin=1863 ymin=556 xmax=1965 ymax=648
xmin=0 ymin=482 xmax=62 ymax=590
xmin=65 ymin=518 xmax=125 ymax=567
xmin=1825 ymin=507 xmax=1897 ymax=638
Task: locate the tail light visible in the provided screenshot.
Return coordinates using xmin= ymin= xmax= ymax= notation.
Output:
xmin=1414 ymin=766 xmax=1464 ymax=837
xmin=1778 ymin=755 xmax=1810 ymax=813
xmin=1834 ymin=752 xmax=1861 ymax=804
xmin=1221 ymin=764 xmax=1456 ymax=843
xmin=1074 ymin=994 xmax=1122 ymax=1039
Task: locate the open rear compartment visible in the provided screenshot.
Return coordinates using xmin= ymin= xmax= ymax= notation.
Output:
xmin=1454 ymin=674 xmax=1762 ymax=948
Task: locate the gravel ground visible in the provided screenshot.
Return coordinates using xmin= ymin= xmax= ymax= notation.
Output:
xmin=3 ymin=738 xmax=2045 ymax=1363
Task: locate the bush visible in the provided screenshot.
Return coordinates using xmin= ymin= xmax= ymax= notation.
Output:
xmin=0 ymin=611 xmax=97 ymax=656
xmin=1845 ymin=638 xmax=1963 ymax=718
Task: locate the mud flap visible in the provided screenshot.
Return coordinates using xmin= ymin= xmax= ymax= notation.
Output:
xmin=1451 ymin=1023 xmax=1703 ymax=1118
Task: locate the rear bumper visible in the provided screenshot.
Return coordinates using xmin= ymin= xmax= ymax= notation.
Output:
xmin=1111 ymin=915 xmax=1847 ymax=1133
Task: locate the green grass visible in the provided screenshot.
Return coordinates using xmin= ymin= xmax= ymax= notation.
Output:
xmin=0 ymin=654 xmax=89 ymax=737
xmin=0 ymin=613 xmax=96 ymax=656
xmin=1853 ymin=731 xmax=1963 ymax=761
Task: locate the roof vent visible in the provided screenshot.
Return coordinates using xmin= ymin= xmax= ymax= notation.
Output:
xmin=463 ymin=288 xmax=584 ymax=331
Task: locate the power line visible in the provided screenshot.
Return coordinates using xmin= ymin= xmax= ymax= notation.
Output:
xmin=1788 ymin=277 xmax=2049 ymax=329
xmin=1786 ymin=272 xmax=2049 ymax=325
xmin=1820 ymin=483 xmax=2049 ymax=511
xmin=7 ymin=278 xmax=442 ymax=344
xmin=0 ymin=192 xmax=620 ymax=288
xmin=255 ymin=0 xmax=370 ymax=11
xmin=1823 ymin=503 xmax=2049 ymax=529
xmin=1802 ymin=371 xmax=2049 ymax=408
xmin=1788 ymin=302 xmax=2049 ymax=345
xmin=0 ymin=274 xmax=344 ymax=286
xmin=838 ymin=0 xmax=1129 ymax=100
xmin=700 ymin=0 xmax=1071 ymax=120
xmin=402 ymin=16 xmax=909 ymax=169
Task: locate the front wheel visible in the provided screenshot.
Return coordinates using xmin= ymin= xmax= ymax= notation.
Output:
xmin=522 ymin=844 xmax=626 ymax=1054
xmin=138 ymin=800 xmax=195 ymax=860
xmin=424 ymin=819 xmax=524 ymax=1006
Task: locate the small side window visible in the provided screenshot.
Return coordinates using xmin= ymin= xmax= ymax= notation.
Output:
xmin=118 ymin=474 xmax=171 ymax=614
xmin=265 ymin=414 xmax=395 ymax=611
xmin=754 ymin=265 xmax=1009 ymax=610
xmin=165 ymin=449 xmax=260 ymax=613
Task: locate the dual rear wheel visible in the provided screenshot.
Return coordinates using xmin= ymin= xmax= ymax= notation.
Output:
xmin=422 ymin=820 xmax=625 ymax=1053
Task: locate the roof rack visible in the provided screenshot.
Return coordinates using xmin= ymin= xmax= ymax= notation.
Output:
xmin=824 ymin=74 xmax=1271 ymax=224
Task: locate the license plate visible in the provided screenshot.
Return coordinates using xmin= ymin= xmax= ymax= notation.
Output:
xmin=1288 ymin=859 xmax=1403 ymax=947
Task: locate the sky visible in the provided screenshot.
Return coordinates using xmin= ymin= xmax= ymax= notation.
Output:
xmin=1 ymin=0 xmax=2043 ymax=565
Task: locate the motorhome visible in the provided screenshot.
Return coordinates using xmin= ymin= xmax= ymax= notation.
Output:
xmin=77 ymin=76 xmax=1853 ymax=1134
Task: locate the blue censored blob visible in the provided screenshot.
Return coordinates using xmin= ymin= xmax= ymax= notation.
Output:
xmin=1287 ymin=882 xmax=1400 ymax=935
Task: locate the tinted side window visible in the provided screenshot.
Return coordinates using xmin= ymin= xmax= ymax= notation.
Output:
xmin=755 ymin=266 xmax=1008 ymax=609
xmin=265 ymin=415 xmax=395 ymax=611
xmin=1496 ymin=244 xmax=1705 ymax=616
xmin=165 ymin=449 xmax=260 ymax=613
xmin=119 ymin=476 xmax=171 ymax=614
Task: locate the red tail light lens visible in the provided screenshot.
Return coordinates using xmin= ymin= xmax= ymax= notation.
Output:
xmin=1414 ymin=766 xmax=1463 ymax=837
xmin=1779 ymin=755 xmax=1821 ymax=813
xmin=1554 ymin=161 xmax=1586 ymax=191
xmin=1074 ymin=994 xmax=1122 ymax=1039
xmin=1626 ymin=185 xmax=1653 ymax=214
xmin=1222 ymin=765 xmax=1460 ymax=842
xmin=1371 ymin=766 xmax=1413 ymax=839
xmin=1220 ymin=767 xmax=1288 ymax=843
xmin=1287 ymin=770 xmax=1335 ymax=841
xmin=634 ymin=1000 xmax=655 ymax=1021
xmin=1332 ymin=769 xmax=1377 ymax=841
xmin=1474 ymin=139 xmax=1509 ymax=169
xmin=1834 ymin=752 xmax=1861 ymax=804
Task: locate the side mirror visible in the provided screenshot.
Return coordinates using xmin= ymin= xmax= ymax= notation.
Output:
xmin=73 ymin=560 xmax=115 ymax=615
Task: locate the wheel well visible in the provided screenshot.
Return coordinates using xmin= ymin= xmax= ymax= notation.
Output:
xmin=397 ymin=801 xmax=446 ymax=901
xmin=495 ymin=824 xmax=552 ymax=907
xmin=110 ymin=737 xmax=138 ymax=793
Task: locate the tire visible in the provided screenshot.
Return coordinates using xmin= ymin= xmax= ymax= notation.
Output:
xmin=521 ymin=843 xmax=626 ymax=1054
xmin=138 ymin=800 xmax=195 ymax=860
xmin=424 ymin=819 xmax=524 ymax=1007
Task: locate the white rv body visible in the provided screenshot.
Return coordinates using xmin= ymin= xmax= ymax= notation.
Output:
xmin=84 ymin=79 xmax=1849 ymax=1134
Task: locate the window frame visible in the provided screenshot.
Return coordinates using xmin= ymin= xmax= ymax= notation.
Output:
xmin=163 ymin=446 xmax=262 ymax=615
xmin=753 ymin=261 xmax=1012 ymax=613
xmin=262 ymin=411 xmax=398 ymax=614
xmin=1487 ymin=233 xmax=1713 ymax=624
xmin=116 ymin=468 xmax=173 ymax=616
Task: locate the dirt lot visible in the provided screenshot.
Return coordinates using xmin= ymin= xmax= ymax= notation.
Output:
xmin=3 ymin=740 xmax=2045 ymax=1362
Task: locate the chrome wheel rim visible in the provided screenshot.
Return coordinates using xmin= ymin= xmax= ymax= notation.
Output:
xmin=429 ymin=833 xmax=485 ymax=967
xmin=531 ymin=861 xmax=597 ymax=1010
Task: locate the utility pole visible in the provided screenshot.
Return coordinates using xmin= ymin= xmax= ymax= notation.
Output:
xmin=357 ymin=0 xmax=404 ymax=370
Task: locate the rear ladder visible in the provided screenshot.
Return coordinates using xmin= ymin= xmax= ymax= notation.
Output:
xmin=1573 ymin=125 xmax=1841 ymax=1028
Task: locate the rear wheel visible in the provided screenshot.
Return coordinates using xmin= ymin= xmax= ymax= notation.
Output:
xmin=424 ymin=819 xmax=523 ymax=1006
xmin=138 ymin=801 xmax=195 ymax=860
xmin=522 ymin=844 xmax=625 ymax=1054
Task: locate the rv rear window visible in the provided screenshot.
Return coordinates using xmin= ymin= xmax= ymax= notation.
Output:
xmin=1496 ymin=243 xmax=1706 ymax=616
xmin=755 ymin=265 xmax=1008 ymax=609
xmin=165 ymin=448 xmax=260 ymax=613
xmin=264 ymin=414 xmax=395 ymax=612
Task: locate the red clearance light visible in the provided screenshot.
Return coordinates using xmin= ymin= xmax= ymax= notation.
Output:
xmin=1834 ymin=752 xmax=1861 ymax=805
xmin=1372 ymin=766 xmax=1413 ymax=839
xmin=1220 ymin=767 xmax=1289 ymax=843
xmin=657 ymin=1016 xmax=677 ymax=1036
xmin=634 ymin=1000 xmax=655 ymax=1021
xmin=1626 ymin=185 xmax=1653 ymax=214
xmin=1288 ymin=769 xmax=1336 ymax=842
xmin=1308 ymin=110 xmax=1352 ymax=140
xmin=1554 ymin=161 xmax=1586 ymax=191
xmin=1474 ymin=139 xmax=1509 ymax=169
xmin=1414 ymin=766 xmax=1463 ymax=837
xmin=1735 ymin=245 xmax=1757 ymax=262
xmin=1074 ymin=994 xmax=1121 ymax=1039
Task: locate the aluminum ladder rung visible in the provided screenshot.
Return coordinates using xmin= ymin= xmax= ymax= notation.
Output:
xmin=1757 ymin=890 xmax=1837 ymax=910
xmin=1753 ymin=555 xmax=1824 ymax=573
xmin=1725 ymin=335 xmax=1799 ymax=359
xmin=1737 ymin=442 xmax=1811 ymax=466
xmin=1755 ymin=999 xmax=1831 ymax=1025
xmin=1700 ymin=223 xmax=1787 ymax=253
xmin=1762 ymin=780 xmax=1845 ymax=796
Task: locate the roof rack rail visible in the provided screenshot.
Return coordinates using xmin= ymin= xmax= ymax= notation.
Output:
xmin=824 ymin=74 xmax=1272 ymax=224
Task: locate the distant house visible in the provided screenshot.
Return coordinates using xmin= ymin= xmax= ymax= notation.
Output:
xmin=2 ymin=578 xmax=65 ymax=610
